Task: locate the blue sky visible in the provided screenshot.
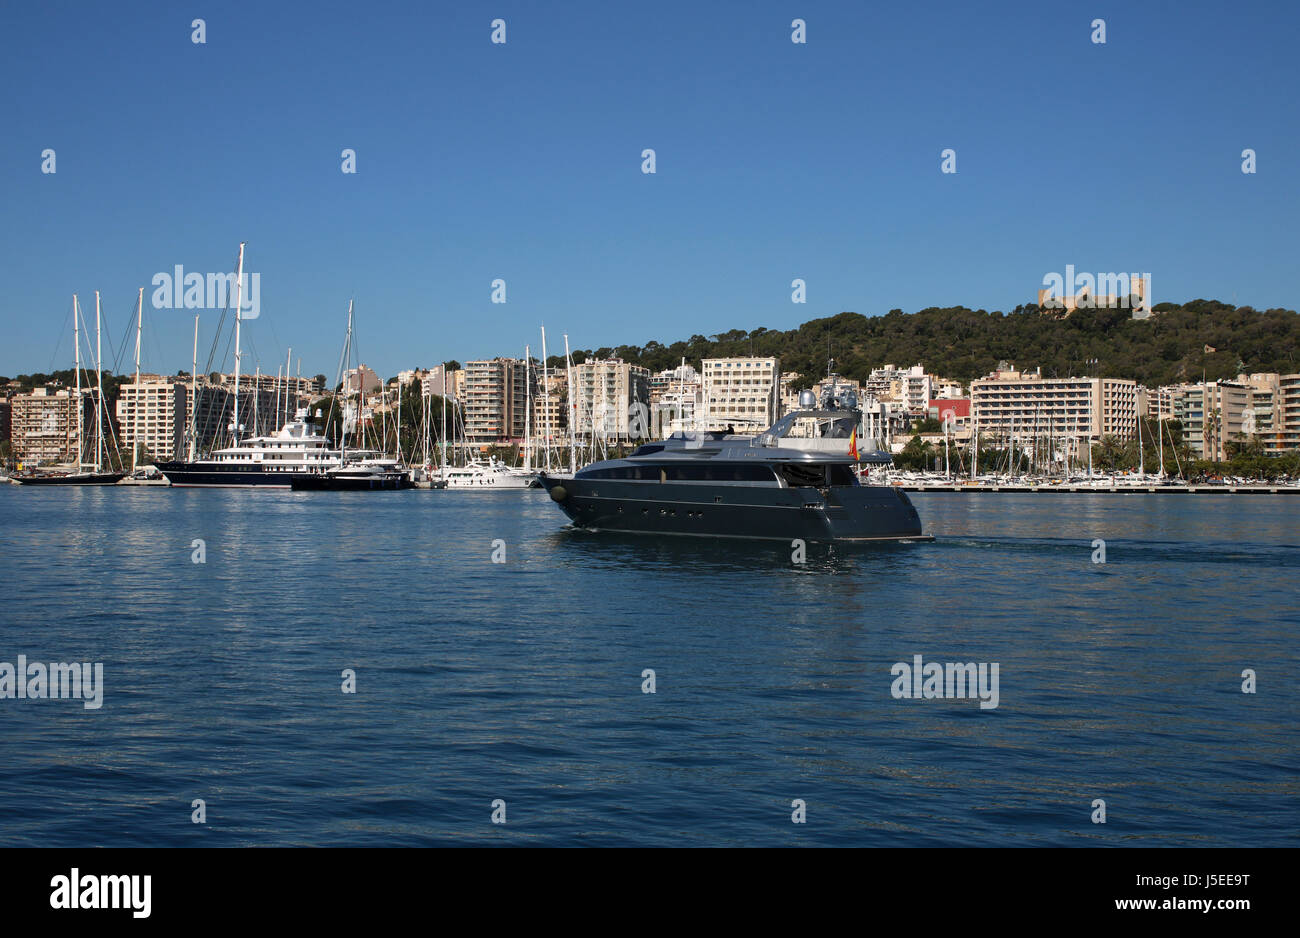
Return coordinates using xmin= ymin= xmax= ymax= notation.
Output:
xmin=1 ymin=0 xmax=1296 ymax=381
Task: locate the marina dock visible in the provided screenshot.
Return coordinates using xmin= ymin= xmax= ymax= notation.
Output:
xmin=895 ymin=482 xmax=1300 ymax=494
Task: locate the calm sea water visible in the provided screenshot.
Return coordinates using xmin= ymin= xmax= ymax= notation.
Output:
xmin=0 ymin=485 xmax=1296 ymax=846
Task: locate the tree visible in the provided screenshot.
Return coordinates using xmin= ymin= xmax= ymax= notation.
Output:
xmin=555 ymin=300 xmax=1300 ymax=390
xmin=894 ymin=434 xmax=934 ymax=471
xmin=1093 ymin=435 xmax=1124 ymax=470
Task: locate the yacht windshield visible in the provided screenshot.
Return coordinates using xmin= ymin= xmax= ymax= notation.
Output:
xmin=759 ymin=409 xmax=859 ymax=446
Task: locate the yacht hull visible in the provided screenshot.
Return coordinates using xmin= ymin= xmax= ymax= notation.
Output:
xmin=290 ymin=474 xmax=413 ymax=491
xmin=11 ymin=471 xmax=126 ymax=486
xmin=156 ymin=463 xmax=305 ymax=488
xmin=538 ymin=475 xmax=929 ymax=542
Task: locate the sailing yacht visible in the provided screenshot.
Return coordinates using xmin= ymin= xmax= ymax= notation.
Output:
xmin=13 ymin=292 xmax=125 ymax=485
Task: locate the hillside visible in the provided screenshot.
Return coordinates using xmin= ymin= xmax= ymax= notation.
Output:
xmin=573 ymin=300 xmax=1300 ymax=389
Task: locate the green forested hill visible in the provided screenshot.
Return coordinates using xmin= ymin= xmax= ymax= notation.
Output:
xmin=572 ymin=300 xmax=1300 ymax=389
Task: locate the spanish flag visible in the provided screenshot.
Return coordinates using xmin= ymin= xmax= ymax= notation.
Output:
xmin=848 ymin=426 xmax=859 ymax=461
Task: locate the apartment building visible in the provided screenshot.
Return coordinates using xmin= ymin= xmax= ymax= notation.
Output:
xmin=970 ymin=366 xmax=1138 ymax=442
xmin=900 ymin=366 xmax=934 ymax=414
xmin=933 ymin=378 xmax=965 ymax=399
xmin=116 ymin=376 xmax=187 ymax=462
xmin=701 ymin=357 xmax=780 ymax=430
xmin=1278 ymin=374 xmax=1300 ymax=452
xmin=1138 ymin=385 xmax=1178 ymax=421
xmin=649 ymin=364 xmax=699 ymax=405
xmin=571 ymin=358 xmax=651 ymax=441
xmin=10 ymin=387 xmax=99 ymax=466
xmin=650 ymin=365 xmax=701 ymax=435
xmin=533 ymin=371 xmax=568 ymax=444
xmin=220 ymin=371 xmax=316 ymax=402
xmin=862 ymin=363 xmax=935 ymax=415
xmin=341 ymin=365 xmax=382 ymax=397
xmin=413 ymin=365 xmax=455 ymax=401
xmin=464 ymin=358 xmax=529 ymax=443
xmin=1171 ymin=381 xmax=1252 ymax=461
xmin=778 ymin=372 xmax=803 ymax=413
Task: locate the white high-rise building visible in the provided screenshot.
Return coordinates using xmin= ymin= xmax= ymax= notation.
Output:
xmin=701 ymin=357 xmax=780 ymax=431
xmin=970 ymin=365 xmax=1137 ymax=443
xmin=571 ymin=359 xmax=651 ymax=441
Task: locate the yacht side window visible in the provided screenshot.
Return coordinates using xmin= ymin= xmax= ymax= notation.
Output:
xmin=778 ymin=464 xmax=827 ymax=488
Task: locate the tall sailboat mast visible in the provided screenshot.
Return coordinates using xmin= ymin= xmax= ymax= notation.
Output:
xmin=523 ymin=344 xmax=532 ymax=471
xmin=285 ymin=347 xmax=292 ymax=428
xmin=341 ymin=298 xmax=354 ymax=464
xmin=564 ymin=334 xmax=577 ymax=474
xmin=231 ymin=242 xmax=246 ymax=444
xmin=682 ymin=356 xmax=690 ymax=433
xmin=188 ymin=314 xmax=200 ymax=461
xmin=540 ymin=327 xmax=551 ymax=471
xmin=133 ymin=286 xmax=144 ymax=471
xmin=1138 ymin=416 xmax=1145 ymax=478
xmin=94 ymin=290 xmax=103 ymax=474
xmin=1158 ymin=414 xmax=1164 ymax=477
xmin=73 ymin=295 xmax=83 ymax=469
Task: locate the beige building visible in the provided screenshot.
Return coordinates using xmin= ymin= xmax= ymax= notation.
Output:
xmin=863 ymin=363 xmax=936 ymax=414
xmin=11 ymin=387 xmax=98 ymax=466
xmin=1277 ymin=374 xmax=1300 ymax=452
xmin=221 ymin=371 xmax=315 ymax=401
xmin=571 ymin=359 xmax=651 ymax=441
xmin=778 ymin=372 xmax=803 ymax=413
xmin=533 ymin=371 xmax=568 ymax=444
xmin=702 ymin=357 xmax=780 ymax=430
xmin=970 ymin=366 xmax=1138 ymax=442
xmin=116 ymin=376 xmax=186 ymax=462
xmin=650 ymin=365 xmax=702 ymax=435
xmin=464 ymin=358 xmax=528 ymax=443
xmin=933 ymin=378 xmax=965 ymax=399
xmin=1171 ymin=381 xmax=1251 ymax=461
xmin=341 ymin=365 xmax=382 ymax=397
xmin=114 ymin=376 xmax=244 ymax=462
xmin=418 ymin=365 xmax=455 ymax=400
xmin=1138 ymin=385 xmax=1178 ymax=421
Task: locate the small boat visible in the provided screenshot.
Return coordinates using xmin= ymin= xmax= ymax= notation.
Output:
xmin=117 ymin=465 xmax=169 ymax=486
xmin=290 ymin=464 xmax=413 ymax=491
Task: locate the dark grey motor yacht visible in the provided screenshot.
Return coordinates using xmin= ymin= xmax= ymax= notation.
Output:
xmin=538 ymin=389 xmax=930 ymax=543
